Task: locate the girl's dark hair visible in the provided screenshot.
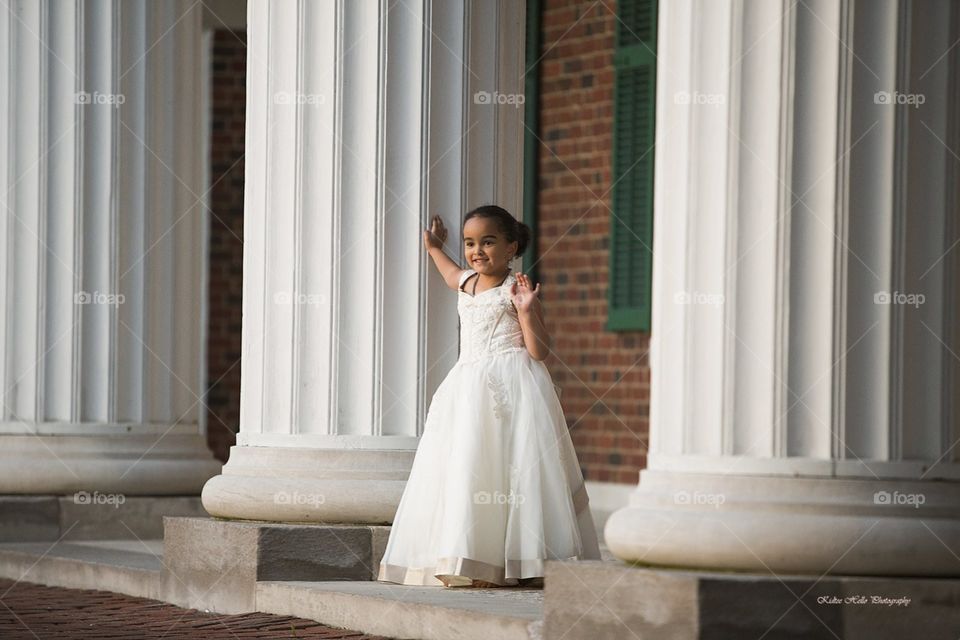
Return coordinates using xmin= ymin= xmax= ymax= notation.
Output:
xmin=463 ymin=205 xmax=532 ymax=257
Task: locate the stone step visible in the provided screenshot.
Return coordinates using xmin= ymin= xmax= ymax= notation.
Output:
xmin=256 ymin=580 xmax=544 ymax=640
xmin=0 ymin=534 xmax=549 ymax=640
xmin=161 ymin=516 xmax=391 ymax=613
xmin=0 ymin=538 xmax=166 ymax=600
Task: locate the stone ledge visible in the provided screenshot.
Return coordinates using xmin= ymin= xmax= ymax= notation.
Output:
xmin=0 ymin=495 xmax=207 ymax=542
xmin=543 ymin=560 xmax=960 ymax=640
xmin=162 ymin=516 xmax=392 ymax=613
xmin=0 ymin=539 xmax=165 ymax=601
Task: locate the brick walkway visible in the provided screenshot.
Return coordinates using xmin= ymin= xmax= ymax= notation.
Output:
xmin=0 ymin=579 xmax=396 ymax=639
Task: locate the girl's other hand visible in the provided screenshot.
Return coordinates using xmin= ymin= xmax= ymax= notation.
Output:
xmin=423 ymin=215 xmax=449 ymax=251
xmin=510 ymin=272 xmax=541 ymax=313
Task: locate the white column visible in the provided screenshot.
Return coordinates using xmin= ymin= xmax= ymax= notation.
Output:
xmin=0 ymin=0 xmax=220 ymax=494
xmin=605 ymin=0 xmax=960 ymax=576
xmin=201 ymin=0 xmax=526 ymax=523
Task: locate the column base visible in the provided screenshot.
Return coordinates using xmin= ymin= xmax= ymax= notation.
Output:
xmin=201 ymin=445 xmax=415 ymax=524
xmin=0 ymin=427 xmax=221 ymax=495
xmin=604 ymin=470 xmax=960 ymax=577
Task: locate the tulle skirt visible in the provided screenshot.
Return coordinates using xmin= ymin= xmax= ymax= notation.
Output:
xmin=376 ymin=349 xmax=601 ymax=587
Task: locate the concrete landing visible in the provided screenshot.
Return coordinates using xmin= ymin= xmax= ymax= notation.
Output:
xmin=257 ymin=580 xmax=544 ymax=640
xmin=0 ymin=532 xmax=548 ymax=640
xmin=0 ymin=538 xmax=166 ymax=600
xmin=2 ymin=517 xmax=659 ymax=640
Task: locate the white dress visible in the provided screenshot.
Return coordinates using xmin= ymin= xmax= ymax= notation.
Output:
xmin=376 ymin=268 xmax=601 ymax=587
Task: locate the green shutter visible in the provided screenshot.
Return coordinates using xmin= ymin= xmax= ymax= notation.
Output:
xmin=607 ymin=0 xmax=657 ymax=332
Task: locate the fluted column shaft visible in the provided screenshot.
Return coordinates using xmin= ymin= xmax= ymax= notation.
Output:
xmin=605 ymin=0 xmax=960 ymax=576
xmin=201 ymin=0 xmax=527 ymax=523
xmin=0 ymin=0 xmax=219 ymax=494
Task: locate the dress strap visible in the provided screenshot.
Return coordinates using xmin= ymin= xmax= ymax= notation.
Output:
xmin=458 ymin=269 xmax=477 ymax=290
xmin=458 ymin=268 xmax=512 ymax=293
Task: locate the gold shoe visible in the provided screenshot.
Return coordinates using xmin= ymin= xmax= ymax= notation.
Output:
xmin=470 ymin=579 xmax=503 ymax=588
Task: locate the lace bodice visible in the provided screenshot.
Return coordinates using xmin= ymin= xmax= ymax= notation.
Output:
xmin=457 ymin=269 xmax=527 ymax=363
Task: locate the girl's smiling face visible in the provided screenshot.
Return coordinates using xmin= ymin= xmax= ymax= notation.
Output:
xmin=463 ymin=216 xmax=517 ymax=274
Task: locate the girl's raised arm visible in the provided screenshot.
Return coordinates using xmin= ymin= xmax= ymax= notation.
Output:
xmin=423 ymin=215 xmax=465 ymax=291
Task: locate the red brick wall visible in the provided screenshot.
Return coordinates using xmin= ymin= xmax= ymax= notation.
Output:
xmin=206 ymin=29 xmax=246 ymax=463
xmin=536 ymin=0 xmax=650 ymax=484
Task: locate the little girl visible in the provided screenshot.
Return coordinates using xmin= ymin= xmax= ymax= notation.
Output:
xmin=376 ymin=205 xmax=601 ymax=588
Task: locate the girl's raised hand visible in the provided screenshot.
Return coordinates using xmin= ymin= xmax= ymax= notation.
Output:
xmin=510 ymin=272 xmax=541 ymax=313
xmin=423 ymin=215 xmax=448 ymax=251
